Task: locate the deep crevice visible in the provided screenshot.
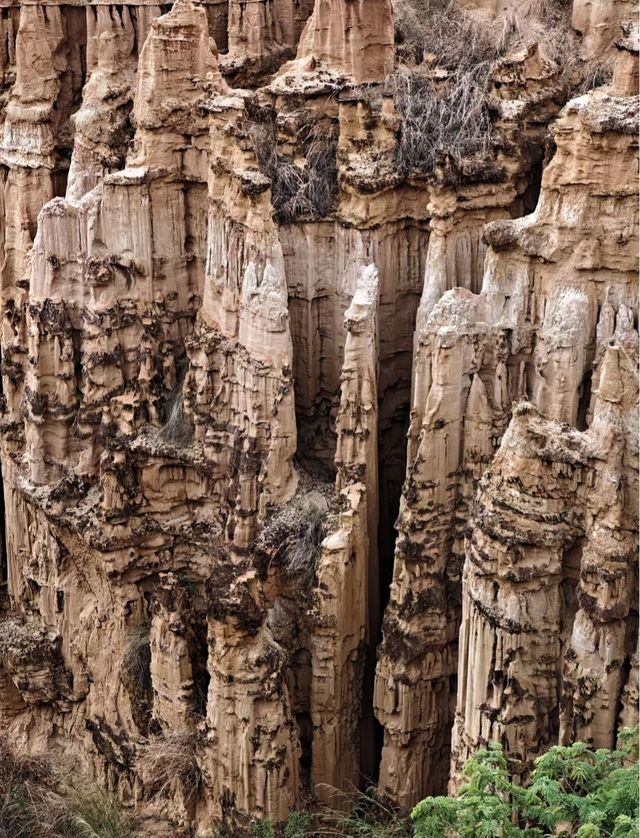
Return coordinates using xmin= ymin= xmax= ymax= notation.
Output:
xmin=370 ymin=396 xmax=412 ymax=782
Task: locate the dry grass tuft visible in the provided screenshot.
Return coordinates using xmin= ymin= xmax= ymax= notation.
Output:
xmin=122 ymin=625 xmax=151 ymax=688
xmin=255 ymin=490 xmax=331 ymax=584
xmin=393 ymin=0 xmax=577 ymax=71
xmin=136 ymin=731 xmax=201 ymax=804
xmin=0 ymin=738 xmax=133 ymax=838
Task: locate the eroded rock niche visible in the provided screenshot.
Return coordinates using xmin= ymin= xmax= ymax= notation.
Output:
xmin=0 ymin=0 xmax=637 ymax=832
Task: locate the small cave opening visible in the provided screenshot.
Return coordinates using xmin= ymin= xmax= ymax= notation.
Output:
xmin=576 ymin=370 xmax=592 ymax=431
xmin=510 ymin=159 xmax=544 ymax=219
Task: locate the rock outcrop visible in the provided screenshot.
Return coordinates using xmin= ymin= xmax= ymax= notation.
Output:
xmin=0 ymin=0 xmax=637 ymax=833
xmin=375 ymin=29 xmax=639 ymax=805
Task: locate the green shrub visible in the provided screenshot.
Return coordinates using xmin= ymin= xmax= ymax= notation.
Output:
xmin=412 ymin=730 xmax=640 ymax=837
xmin=251 ymin=820 xmax=274 ymax=838
xmin=284 ymin=811 xmax=313 ymax=837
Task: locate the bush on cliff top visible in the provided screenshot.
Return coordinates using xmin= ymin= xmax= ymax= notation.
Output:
xmin=390 ymin=0 xmax=580 ymax=175
xmin=251 ymin=121 xmax=338 ymax=222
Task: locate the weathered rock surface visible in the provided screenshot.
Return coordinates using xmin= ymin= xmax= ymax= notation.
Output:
xmin=375 ymin=29 xmax=639 ymax=805
xmin=0 ymin=0 xmax=636 ymax=832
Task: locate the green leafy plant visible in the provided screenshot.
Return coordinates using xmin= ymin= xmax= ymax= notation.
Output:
xmin=252 ymin=820 xmax=275 ymax=838
xmin=412 ymin=731 xmax=640 ymax=838
xmin=284 ymin=811 xmax=313 ymax=837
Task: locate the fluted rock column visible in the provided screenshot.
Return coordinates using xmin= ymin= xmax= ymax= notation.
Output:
xmin=150 ymin=573 xmax=198 ymax=730
xmin=374 ymin=288 xmax=493 ymax=804
xmin=17 ymin=0 xmax=226 ymax=490
xmin=450 ymin=403 xmax=589 ymax=782
xmin=572 ymin=0 xmax=636 ymax=57
xmin=559 ymin=344 xmax=638 ymax=748
xmin=223 ymin=0 xmax=299 ymax=82
xmin=310 ymin=264 xmax=379 ymax=799
xmin=66 ymin=6 xmax=137 ymax=203
xmin=451 ymin=342 xmax=638 ymax=783
xmin=0 ymin=5 xmax=64 ymax=428
xmin=204 ymin=565 xmax=301 ymax=823
xmin=184 ymin=94 xmax=297 ymax=550
xmin=296 ymin=0 xmax=394 ymax=83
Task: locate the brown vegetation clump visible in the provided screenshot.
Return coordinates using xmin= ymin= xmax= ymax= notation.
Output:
xmin=120 ymin=625 xmax=153 ymax=734
xmin=136 ymin=731 xmax=202 ymax=804
xmin=390 ymin=0 xmax=587 ymax=175
xmin=251 ymin=121 xmax=339 ymax=222
xmin=255 ymin=489 xmax=333 ymax=583
xmin=393 ymin=0 xmax=577 ymax=70
xmin=389 ymin=66 xmax=494 ymax=175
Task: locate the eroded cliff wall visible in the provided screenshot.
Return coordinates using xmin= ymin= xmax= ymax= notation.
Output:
xmin=0 ymin=0 xmax=637 ymax=832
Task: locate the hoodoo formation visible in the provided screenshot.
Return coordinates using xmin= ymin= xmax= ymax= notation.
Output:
xmin=0 ymin=0 xmax=637 ymax=834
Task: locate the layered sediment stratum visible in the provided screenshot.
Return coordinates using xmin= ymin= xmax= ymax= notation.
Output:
xmin=0 ymin=0 xmax=637 ymax=832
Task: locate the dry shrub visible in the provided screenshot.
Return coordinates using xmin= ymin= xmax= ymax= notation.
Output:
xmin=120 ymin=625 xmax=153 ymax=734
xmin=578 ymin=52 xmax=615 ymax=92
xmin=255 ymin=490 xmax=331 ymax=583
xmin=251 ymin=122 xmax=338 ymax=222
xmin=390 ymin=0 xmax=581 ymax=175
xmin=158 ymin=393 xmax=192 ymax=446
xmin=394 ymin=0 xmax=577 ymax=71
xmin=390 ymin=66 xmax=494 ymax=175
xmin=158 ymin=358 xmax=192 ymax=447
xmin=122 ymin=625 xmax=151 ymax=688
xmin=136 ymin=732 xmax=201 ymax=804
xmin=281 ymin=502 xmax=328 ymax=580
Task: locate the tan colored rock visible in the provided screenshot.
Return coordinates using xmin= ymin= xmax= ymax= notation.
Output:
xmin=203 ymin=563 xmax=302 ymax=823
xmin=452 ymin=349 xmax=637 ymax=779
xmin=572 ymin=0 xmax=638 ymax=57
xmin=310 ymin=264 xmax=379 ymax=799
xmin=374 ymin=290 xmax=493 ymax=803
xmin=66 ymin=6 xmax=137 ymax=202
xmin=375 ymin=59 xmax=638 ymax=805
xmin=150 ymin=573 xmax=199 ymax=730
xmin=222 ymin=0 xmax=294 ymax=83
xmin=296 ymin=0 xmax=395 ymax=83
xmin=0 ymin=0 xmax=636 ymax=831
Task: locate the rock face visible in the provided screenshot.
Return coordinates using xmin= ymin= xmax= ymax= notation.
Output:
xmin=296 ymin=0 xmax=395 ymax=83
xmin=375 ymin=30 xmax=639 ymax=805
xmin=0 ymin=0 xmax=637 ymax=833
